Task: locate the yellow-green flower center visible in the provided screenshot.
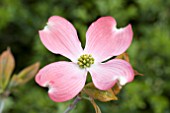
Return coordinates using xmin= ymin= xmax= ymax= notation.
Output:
xmin=77 ymin=54 xmax=94 ymax=68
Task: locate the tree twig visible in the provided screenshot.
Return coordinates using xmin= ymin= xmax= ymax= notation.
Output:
xmin=63 ymin=95 xmax=81 ymax=113
xmin=0 ymin=98 xmax=4 ymax=113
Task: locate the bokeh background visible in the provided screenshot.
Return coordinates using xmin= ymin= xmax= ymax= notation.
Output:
xmin=0 ymin=0 xmax=170 ymax=113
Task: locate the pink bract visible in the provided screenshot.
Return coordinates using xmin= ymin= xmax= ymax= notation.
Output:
xmin=35 ymin=16 xmax=134 ymax=102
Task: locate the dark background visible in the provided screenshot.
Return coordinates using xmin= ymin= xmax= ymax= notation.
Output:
xmin=0 ymin=0 xmax=170 ymax=113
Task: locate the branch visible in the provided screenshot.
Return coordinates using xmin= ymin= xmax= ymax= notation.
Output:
xmin=63 ymin=96 xmax=81 ymax=113
xmin=0 ymin=98 xmax=4 ymax=113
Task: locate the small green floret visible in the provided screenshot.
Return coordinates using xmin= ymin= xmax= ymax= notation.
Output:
xmin=77 ymin=54 xmax=95 ymax=68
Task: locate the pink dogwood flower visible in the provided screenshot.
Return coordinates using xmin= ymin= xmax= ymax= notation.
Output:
xmin=35 ymin=16 xmax=134 ymax=102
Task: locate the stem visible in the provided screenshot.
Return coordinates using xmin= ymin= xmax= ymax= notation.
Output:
xmin=0 ymin=98 xmax=4 ymax=113
xmin=63 ymin=96 xmax=81 ymax=113
xmin=81 ymin=96 xmax=91 ymax=101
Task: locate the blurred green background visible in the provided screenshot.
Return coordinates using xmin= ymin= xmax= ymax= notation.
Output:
xmin=0 ymin=0 xmax=170 ymax=113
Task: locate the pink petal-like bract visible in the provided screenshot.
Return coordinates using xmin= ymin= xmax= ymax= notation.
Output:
xmin=89 ymin=59 xmax=134 ymax=90
xmin=84 ymin=16 xmax=133 ymax=62
xmin=35 ymin=61 xmax=87 ymax=102
xmin=39 ymin=16 xmax=83 ymax=62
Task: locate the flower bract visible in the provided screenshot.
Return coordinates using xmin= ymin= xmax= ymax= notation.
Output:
xmin=35 ymin=16 xmax=134 ymax=102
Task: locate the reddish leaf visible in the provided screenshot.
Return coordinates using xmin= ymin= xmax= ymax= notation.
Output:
xmin=0 ymin=48 xmax=15 ymax=90
xmin=134 ymin=70 xmax=144 ymax=76
xmin=10 ymin=62 xmax=40 ymax=87
xmin=83 ymin=83 xmax=118 ymax=102
xmin=112 ymin=83 xmax=122 ymax=95
xmin=116 ymin=52 xmax=130 ymax=62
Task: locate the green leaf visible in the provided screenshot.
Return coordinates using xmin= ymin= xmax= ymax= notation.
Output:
xmin=0 ymin=48 xmax=15 ymax=90
xmin=83 ymin=83 xmax=118 ymax=102
xmin=89 ymin=97 xmax=102 ymax=113
xmin=10 ymin=62 xmax=40 ymax=87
